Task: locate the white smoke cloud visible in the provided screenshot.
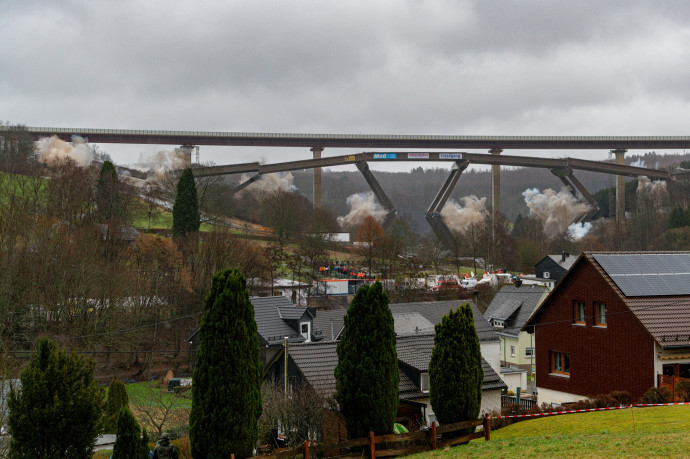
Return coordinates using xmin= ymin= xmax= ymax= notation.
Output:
xmin=568 ymin=222 xmax=592 ymax=240
xmin=36 ymin=135 xmax=94 ymax=167
xmin=637 ymin=176 xmax=667 ymax=200
xmin=440 ymin=196 xmax=488 ymax=233
xmin=240 ymin=172 xmax=297 ymax=194
xmin=523 ymin=187 xmax=592 ymax=238
xmin=630 ymin=158 xmax=645 ymax=168
xmin=134 ymin=148 xmax=188 ymax=178
xmin=337 ymin=192 xmax=387 ymax=229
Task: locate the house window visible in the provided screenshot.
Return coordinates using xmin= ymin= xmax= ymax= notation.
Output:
xmin=543 ymin=271 xmax=550 ymax=279
xmin=300 ymin=322 xmax=311 ymax=342
xmin=595 ymin=302 xmax=607 ymax=327
xmin=420 ymin=372 xmax=430 ymax=393
xmin=550 ymin=351 xmax=570 ymax=376
xmin=525 ymin=347 xmax=534 ymax=358
xmin=573 ymin=301 xmax=586 ymax=325
xmin=510 ymin=345 xmax=516 ymax=357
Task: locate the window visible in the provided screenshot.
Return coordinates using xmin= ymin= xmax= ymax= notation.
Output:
xmin=573 ymin=301 xmax=586 ymax=325
xmin=543 ymin=271 xmax=550 ymax=279
xmin=550 ymin=351 xmax=570 ymax=376
xmin=525 ymin=347 xmax=534 ymax=358
xmin=420 ymin=373 xmax=430 ymax=393
xmin=510 ymin=345 xmax=516 ymax=357
xmin=300 ymin=322 xmax=311 ymax=342
xmin=595 ymin=302 xmax=607 ymax=326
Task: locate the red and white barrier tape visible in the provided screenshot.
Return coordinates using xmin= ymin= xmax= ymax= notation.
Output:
xmin=491 ymin=402 xmax=690 ymax=419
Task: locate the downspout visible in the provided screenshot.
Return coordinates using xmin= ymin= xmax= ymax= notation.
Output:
xmin=284 ymin=336 xmax=289 ymax=398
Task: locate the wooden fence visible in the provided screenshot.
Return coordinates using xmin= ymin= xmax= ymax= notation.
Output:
xmin=246 ymin=415 xmax=490 ymax=459
xmin=657 ymin=375 xmax=690 ymax=403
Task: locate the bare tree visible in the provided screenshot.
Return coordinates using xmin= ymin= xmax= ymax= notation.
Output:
xmin=129 ymin=382 xmax=191 ymax=437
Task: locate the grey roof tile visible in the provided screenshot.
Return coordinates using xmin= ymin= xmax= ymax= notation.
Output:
xmin=392 ymin=312 xmax=435 ymax=336
xmin=484 ymin=285 xmax=548 ymax=336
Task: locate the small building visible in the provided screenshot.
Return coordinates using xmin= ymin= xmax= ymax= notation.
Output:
xmin=524 ymin=252 xmax=690 ymax=405
xmin=483 ymin=284 xmax=549 ymax=394
xmin=534 ymin=253 xmax=578 ymax=284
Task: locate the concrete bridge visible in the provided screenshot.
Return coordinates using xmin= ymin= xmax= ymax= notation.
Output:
xmin=16 ymin=126 xmax=689 ymax=241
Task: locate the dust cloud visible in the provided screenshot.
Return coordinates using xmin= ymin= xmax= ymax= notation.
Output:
xmin=523 ymin=187 xmax=591 ymax=238
xmin=337 ymin=192 xmax=387 ymax=229
xmin=36 ymin=136 xmax=93 ymax=167
xmin=440 ymin=196 xmax=488 ymax=233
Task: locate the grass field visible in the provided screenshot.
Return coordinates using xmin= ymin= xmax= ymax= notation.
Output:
xmin=128 ymin=198 xmax=216 ymax=232
xmin=409 ymin=405 xmax=690 ymax=458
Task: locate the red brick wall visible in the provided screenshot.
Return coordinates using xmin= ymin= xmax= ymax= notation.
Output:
xmin=532 ymin=258 xmax=656 ymax=401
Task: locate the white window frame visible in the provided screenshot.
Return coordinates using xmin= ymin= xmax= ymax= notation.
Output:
xmin=525 ymin=347 xmax=534 ymax=358
xmin=543 ymin=271 xmax=550 ymax=279
xmin=420 ymin=372 xmax=430 ymax=393
xmin=510 ymin=345 xmax=516 ymax=357
xmin=300 ymin=322 xmax=311 ymax=342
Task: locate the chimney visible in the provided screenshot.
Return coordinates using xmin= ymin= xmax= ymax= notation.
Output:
xmin=562 ymin=251 xmax=567 ymax=262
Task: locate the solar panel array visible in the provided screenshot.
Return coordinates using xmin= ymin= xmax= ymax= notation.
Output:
xmin=592 ymin=253 xmax=690 ymax=297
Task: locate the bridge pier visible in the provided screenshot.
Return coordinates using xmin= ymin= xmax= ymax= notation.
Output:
xmin=311 ymin=147 xmax=324 ymax=209
xmin=356 ymin=161 xmax=397 ymax=228
xmin=490 ymin=148 xmax=503 ymax=219
xmin=611 ymin=149 xmax=627 ymax=223
xmin=180 ymin=145 xmax=195 ymax=168
xmin=425 ymin=160 xmax=470 ymax=247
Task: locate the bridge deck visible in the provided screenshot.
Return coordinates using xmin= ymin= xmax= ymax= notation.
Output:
xmin=14 ymin=126 xmax=690 ymax=150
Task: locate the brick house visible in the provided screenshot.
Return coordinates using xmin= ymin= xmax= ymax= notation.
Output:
xmin=524 ymin=252 xmax=690 ymax=405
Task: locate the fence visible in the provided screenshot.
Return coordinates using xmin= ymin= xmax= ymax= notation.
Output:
xmin=657 ymin=374 xmax=690 ymax=402
xmin=501 ymin=395 xmax=537 ymax=410
xmin=244 ymin=416 xmax=490 ymax=459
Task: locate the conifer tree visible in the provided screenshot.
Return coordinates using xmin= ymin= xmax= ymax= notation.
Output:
xmin=429 ymin=304 xmax=483 ymax=426
xmin=112 ymin=407 xmax=149 ymax=459
xmin=8 ymin=338 xmax=104 ymax=459
xmin=190 ymin=268 xmax=262 ymax=458
xmin=96 ymin=160 xmax=121 ymax=223
xmin=103 ymin=379 xmax=129 ymax=433
xmin=335 ymin=282 xmax=398 ymax=438
xmin=172 ymin=167 xmax=200 ymax=238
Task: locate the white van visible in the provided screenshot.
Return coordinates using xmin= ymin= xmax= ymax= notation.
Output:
xmin=460 ymin=278 xmax=477 ymax=290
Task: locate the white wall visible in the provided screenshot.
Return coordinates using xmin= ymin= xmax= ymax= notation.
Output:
xmin=481 ymin=341 xmax=501 ymax=377
xmin=534 ymin=387 xmax=583 ymax=406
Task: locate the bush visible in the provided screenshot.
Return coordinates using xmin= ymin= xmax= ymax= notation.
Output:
xmin=639 ymin=387 xmax=673 ymax=404
xmin=675 ymin=380 xmax=690 ymax=402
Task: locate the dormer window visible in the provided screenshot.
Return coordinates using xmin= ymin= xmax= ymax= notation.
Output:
xmin=493 ymin=319 xmax=504 ymax=329
xmin=420 ymin=372 xmax=430 ymax=393
xmin=300 ymin=322 xmax=311 ymax=342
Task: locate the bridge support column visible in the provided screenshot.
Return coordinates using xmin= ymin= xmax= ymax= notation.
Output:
xmin=490 ymin=149 xmax=503 ymax=219
xmin=311 ymin=147 xmax=324 ymax=209
xmin=425 ymin=160 xmax=470 ymax=247
xmin=180 ymin=145 xmax=194 ymax=168
xmin=356 ymin=161 xmax=397 ymax=228
xmin=612 ymin=149 xmax=627 ymax=223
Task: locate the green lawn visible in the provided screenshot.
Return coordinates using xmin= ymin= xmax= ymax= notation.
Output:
xmin=128 ymin=198 xmax=216 ymax=232
xmin=123 ymin=380 xmax=192 ymax=409
xmin=409 ymin=405 xmax=690 ymax=458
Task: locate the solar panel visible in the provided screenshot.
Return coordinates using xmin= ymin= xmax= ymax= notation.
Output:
xmin=593 ymin=253 xmax=690 ymax=297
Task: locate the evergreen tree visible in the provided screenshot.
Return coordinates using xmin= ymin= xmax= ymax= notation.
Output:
xmin=8 ymin=338 xmax=104 ymax=459
xmin=335 ymin=282 xmax=398 ymax=438
xmin=103 ymin=379 xmax=129 ymax=433
xmin=668 ymin=207 xmax=690 ymax=229
xmin=172 ymin=168 xmax=200 ymax=238
xmin=429 ymin=304 xmax=483 ymax=426
xmin=95 ymin=160 xmax=121 ymax=223
xmin=190 ymin=268 xmax=262 ymax=458
xmin=112 ymin=407 xmax=149 ymax=459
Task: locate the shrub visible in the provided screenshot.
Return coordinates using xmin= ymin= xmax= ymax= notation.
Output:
xmin=639 ymin=387 xmax=673 ymax=404
xmin=675 ymin=380 xmax=690 ymax=402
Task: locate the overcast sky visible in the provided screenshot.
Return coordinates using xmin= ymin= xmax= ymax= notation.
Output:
xmin=2 ymin=1 xmax=690 ymax=171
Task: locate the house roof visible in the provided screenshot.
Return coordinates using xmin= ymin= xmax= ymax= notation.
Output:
xmin=587 ymin=252 xmax=690 ymax=348
xmin=311 ymin=299 xmax=497 ymax=343
xmin=525 ymin=252 xmax=690 ymax=348
xmin=286 ymin=334 xmax=506 ymax=399
xmin=483 ymin=284 xmax=548 ymax=337
xmin=544 ymin=254 xmax=578 ymax=271
xmin=311 ymin=308 xmax=348 ymax=341
xmin=392 ymin=312 xmax=435 ymax=336
xmin=389 ymin=300 xmax=499 ymax=343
